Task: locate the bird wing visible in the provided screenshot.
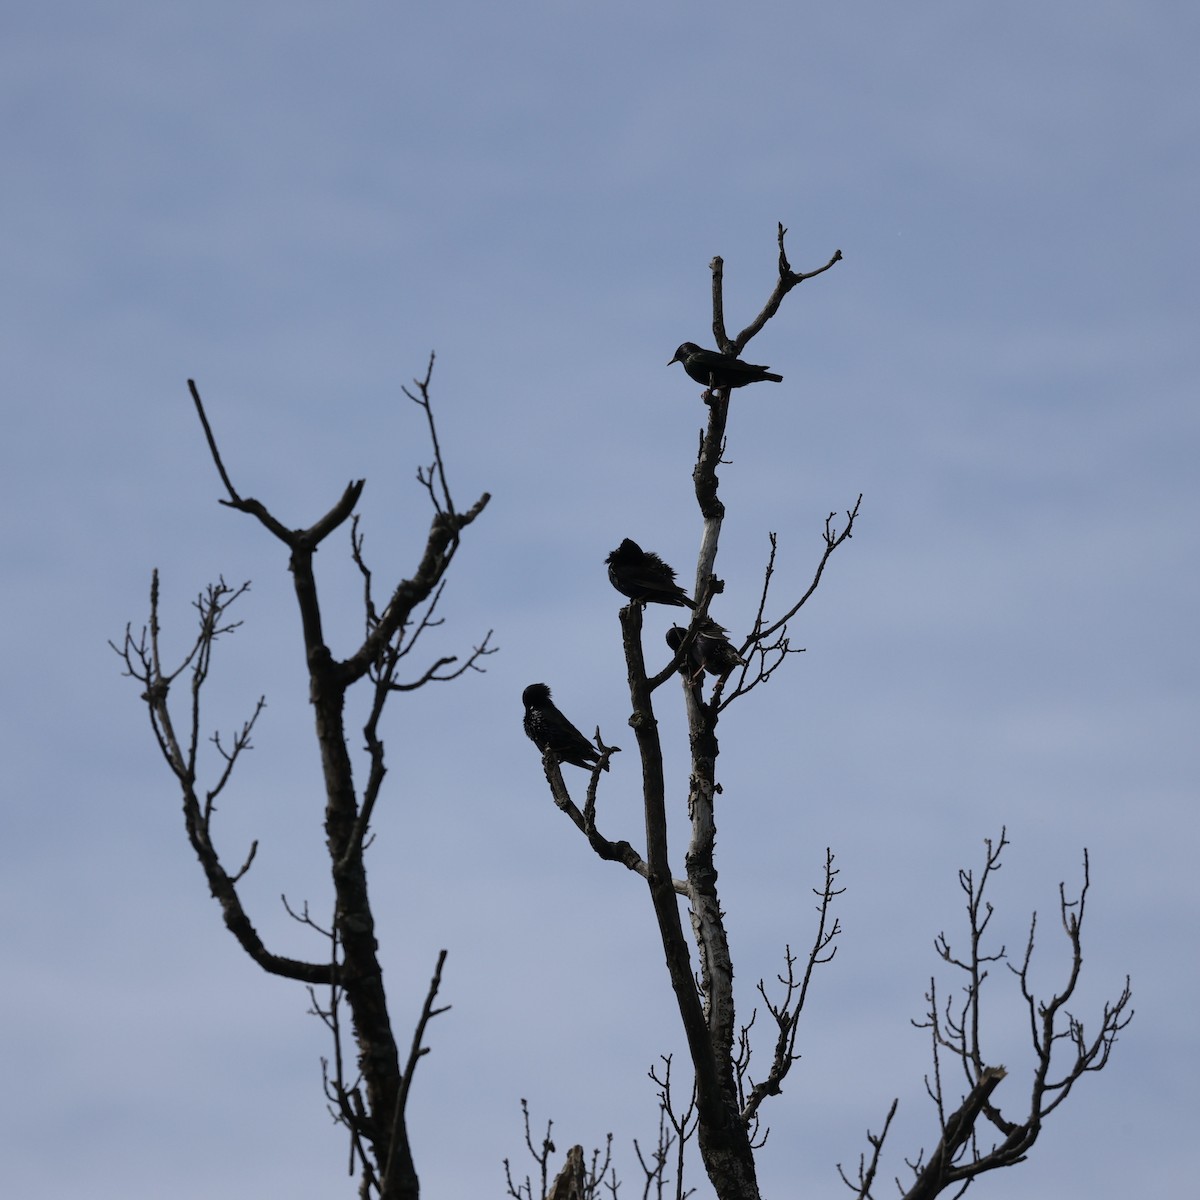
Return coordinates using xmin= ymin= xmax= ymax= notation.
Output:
xmin=546 ymin=707 xmax=598 ymax=757
xmin=702 ymin=350 xmax=774 ymax=378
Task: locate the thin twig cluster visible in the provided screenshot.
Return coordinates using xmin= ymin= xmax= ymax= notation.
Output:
xmin=504 ymin=1101 xmax=618 ymax=1200
xmin=839 ymin=830 xmax=1133 ymax=1199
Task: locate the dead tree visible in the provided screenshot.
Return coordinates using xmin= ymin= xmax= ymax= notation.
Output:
xmin=527 ymin=228 xmax=1130 ymax=1200
xmin=112 ymin=357 xmax=491 ymax=1200
xmin=841 ymin=830 xmax=1133 ymax=1199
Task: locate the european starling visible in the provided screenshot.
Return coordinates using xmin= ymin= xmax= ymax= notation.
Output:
xmin=669 ymin=342 xmax=783 ymax=389
xmin=522 ymin=682 xmax=609 ymax=771
xmin=606 ymin=538 xmax=696 ymax=608
xmin=667 ymin=620 xmax=747 ymax=681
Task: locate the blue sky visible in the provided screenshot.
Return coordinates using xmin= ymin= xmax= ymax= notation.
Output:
xmin=2 ymin=3 xmax=1196 ymax=1197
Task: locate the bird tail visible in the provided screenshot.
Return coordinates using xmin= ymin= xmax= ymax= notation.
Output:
xmin=764 ymin=371 xmax=783 ymax=382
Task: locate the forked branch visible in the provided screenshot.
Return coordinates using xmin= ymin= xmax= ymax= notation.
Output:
xmin=710 ymin=224 xmax=843 ymax=356
xmin=111 ymin=572 xmax=332 ymax=985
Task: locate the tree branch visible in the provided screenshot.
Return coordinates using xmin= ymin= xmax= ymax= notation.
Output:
xmin=111 ymin=572 xmax=334 ymax=985
xmin=894 ymin=833 xmax=1134 ymax=1199
xmin=739 ymin=850 xmax=844 ymax=1126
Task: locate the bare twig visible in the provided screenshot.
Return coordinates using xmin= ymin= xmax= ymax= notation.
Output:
xmin=381 ymin=951 xmax=451 ymax=1194
xmin=647 ymin=1054 xmax=698 ymax=1200
xmin=739 ymin=851 xmax=844 ymax=1126
xmin=402 ymin=352 xmax=457 ymax=517
xmin=837 ymin=1098 xmax=898 ymax=1200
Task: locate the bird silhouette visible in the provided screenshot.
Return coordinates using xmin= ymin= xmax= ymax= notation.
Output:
xmin=522 ymin=683 xmax=609 ymax=771
xmin=606 ymin=539 xmax=696 ymax=608
xmin=669 ymin=342 xmax=782 ymax=389
xmin=667 ymin=620 xmax=747 ymax=681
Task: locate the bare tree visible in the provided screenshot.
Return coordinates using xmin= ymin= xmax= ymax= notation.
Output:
xmin=112 ymin=230 xmax=1130 ymax=1200
xmin=112 ymin=357 xmax=491 ymax=1200
xmin=525 ymin=228 xmax=1131 ymax=1200
xmin=840 ymin=829 xmax=1133 ymax=1200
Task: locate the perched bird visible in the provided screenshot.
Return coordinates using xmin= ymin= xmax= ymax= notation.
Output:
xmin=669 ymin=342 xmax=783 ymax=389
xmin=667 ymin=620 xmax=747 ymax=681
xmin=606 ymin=539 xmax=696 ymax=608
xmin=522 ymin=683 xmax=609 ymax=771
